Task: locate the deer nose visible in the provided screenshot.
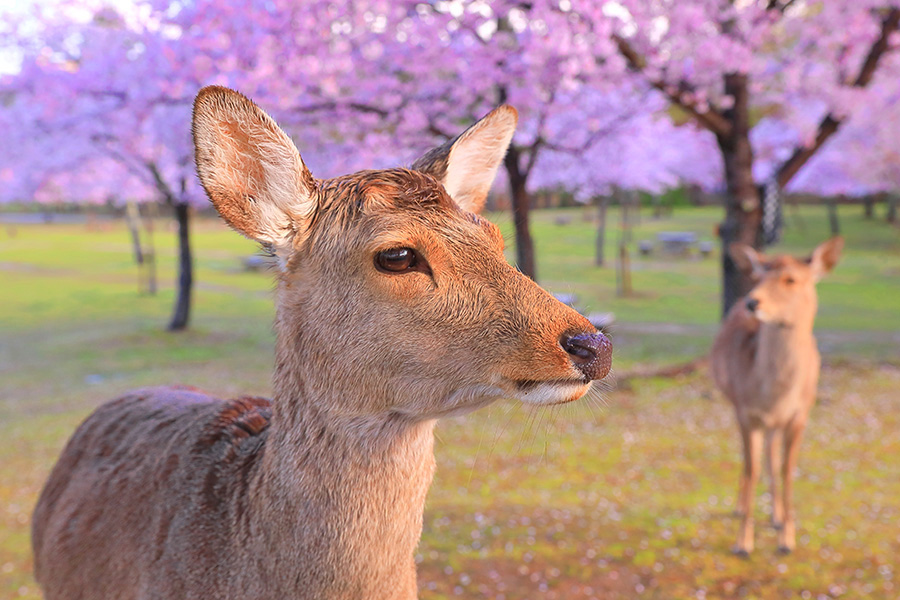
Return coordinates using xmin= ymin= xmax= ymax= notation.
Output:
xmin=745 ymin=297 xmax=759 ymax=312
xmin=561 ymin=332 xmax=612 ymax=380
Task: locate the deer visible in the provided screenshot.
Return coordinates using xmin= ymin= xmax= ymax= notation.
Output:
xmin=711 ymin=236 xmax=843 ymax=556
xmin=31 ymin=86 xmax=613 ymax=600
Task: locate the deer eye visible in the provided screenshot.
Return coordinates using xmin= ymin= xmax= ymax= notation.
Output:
xmin=785 ymin=276 xmax=796 ymax=285
xmin=375 ymin=248 xmax=419 ymax=273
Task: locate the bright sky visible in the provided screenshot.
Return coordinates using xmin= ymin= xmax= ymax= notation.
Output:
xmin=0 ymin=0 xmax=143 ymax=74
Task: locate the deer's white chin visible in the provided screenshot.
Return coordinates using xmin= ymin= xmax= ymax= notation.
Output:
xmin=515 ymin=380 xmax=592 ymax=406
xmin=750 ymin=308 xmax=772 ymax=322
xmin=752 ymin=309 xmax=791 ymax=327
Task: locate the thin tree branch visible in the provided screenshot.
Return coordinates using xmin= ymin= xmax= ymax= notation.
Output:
xmin=539 ymin=95 xmax=646 ymax=155
xmin=289 ymin=100 xmax=390 ymax=117
xmin=614 ymin=34 xmax=732 ymax=137
xmin=775 ymin=8 xmax=900 ymax=188
xmin=765 ymin=0 xmax=798 ymax=13
xmin=426 ymin=121 xmax=453 ymax=140
xmin=518 ymin=93 xmax=556 ymax=178
xmin=147 ymin=160 xmax=178 ymax=205
xmin=89 ymin=133 xmax=155 ymax=184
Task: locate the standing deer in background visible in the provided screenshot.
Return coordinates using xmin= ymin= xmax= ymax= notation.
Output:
xmin=711 ymin=237 xmax=843 ymax=556
xmin=32 ymin=86 xmax=612 ymax=600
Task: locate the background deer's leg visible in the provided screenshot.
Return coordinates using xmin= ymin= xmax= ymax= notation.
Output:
xmin=735 ymin=426 xmax=762 ymax=556
xmin=767 ymin=429 xmax=784 ymax=529
xmin=734 ymin=420 xmax=751 ymax=518
xmin=779 ymin=420 xmax=806 ymax=554
xmin=735 ymin=421 xmax=748 ymax=518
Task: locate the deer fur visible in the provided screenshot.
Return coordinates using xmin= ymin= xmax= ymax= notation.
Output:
xmin=711 ymin=237 xmax=843 ymax=555
xmin=32 ymin=86 xmax=612 ymax=600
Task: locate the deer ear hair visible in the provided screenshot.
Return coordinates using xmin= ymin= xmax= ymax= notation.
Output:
xmin=729 ymin=243 xmax=765 ymax=277
xmin=412 ymin=105 xmax=518 ymax=214
xmin=192 ymin=86 xmax=317 ymax=257
xmin=809 ymin=236 xmax=843 ymax=281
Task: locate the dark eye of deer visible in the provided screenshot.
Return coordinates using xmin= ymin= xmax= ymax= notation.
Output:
xmin=375 ymin=248 xmax=418 ymax=273
xmin=785 ymin=276 xmax=795 ymax=285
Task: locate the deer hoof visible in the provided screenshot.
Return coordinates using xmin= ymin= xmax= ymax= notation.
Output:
xmin=777 ymin=545 xmax=793 ymax=555
xmin=732 ymin=547 xmax=751 ymax=559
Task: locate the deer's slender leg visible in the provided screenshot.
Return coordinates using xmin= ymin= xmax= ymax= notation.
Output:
xmin=735 ymin=421 xmax=750 ymax=518
xmin=778 ymin=420 xmax=806 ymax=553
xmin=767 ymin=429 xmax=784 ymax=528
xmin=735 ymin=470 xmax=748 ymax=518
xmin=735 ymin=426 xmax=763 ymax=556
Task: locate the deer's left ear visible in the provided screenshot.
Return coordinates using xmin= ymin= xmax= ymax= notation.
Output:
xmin=412 ymin=105 xmax=518 ymax=214
xmin=192 ymin=86 xmax=318 ymax=257
xmin=809 ymin=236 xmax=844 ymax=281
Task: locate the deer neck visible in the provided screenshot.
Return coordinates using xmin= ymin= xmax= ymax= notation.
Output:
xmin=753 ymin=319 xmax=815 ymax=388
xmin=245 ymin=313 xmax=437 ymax=598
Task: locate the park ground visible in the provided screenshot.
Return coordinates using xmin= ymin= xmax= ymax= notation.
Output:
xmin=1 ymin=204 xmax=898 ymax=599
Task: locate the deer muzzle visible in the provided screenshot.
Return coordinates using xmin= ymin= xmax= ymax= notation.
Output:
xmin=561 ymin=331 xmax=613 ymax=381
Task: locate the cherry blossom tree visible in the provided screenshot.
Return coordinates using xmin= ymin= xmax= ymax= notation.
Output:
xmin=182 ymin=0 xmax=658 ymax=279
xmin=606 ymin=0 xmax=900 ymax=312
xmin=2 ymin=2 xmax=217 ymax=330
xmin=218 ymin=0 xmax=900 ymax=292
xmin=780 ymin=81 xmax=900 ymax=215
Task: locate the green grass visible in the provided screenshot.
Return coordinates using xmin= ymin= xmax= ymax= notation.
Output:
xmin=494 ymin=204 xmax=900 ymax=364
xmin=514 ymin=204 xmax=900 ymax=329
xmin=1 ymin=204 xmax=898 ymax=599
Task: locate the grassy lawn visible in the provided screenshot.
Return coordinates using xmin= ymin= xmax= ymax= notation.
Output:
xmin=1 ymin=204 xmax=898 ymax=599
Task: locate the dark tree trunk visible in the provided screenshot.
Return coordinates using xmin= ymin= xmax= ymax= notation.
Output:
xmin=594 ymin=195 xmax=609 ymax=267
xmin=144 ymin=204 xmax=157 ymax=295
xmin=827 ymin=198 xmax=841 ymax=235
xmin=888 ymin=195 xmax=898 ymax=224
xmin=168 ymin=201 xmax=193 ymax=331
xmin=652 ymin=195 xmax=663 ymax=219
xmin=864 ymin=196 xmax=876 ymax=219
xmin=615 ymin=189 xmax=633 ymax=296
xmin=125 ymin=201 xmax=157 ymax=295
xmin=716 ymin=73 xmax=762 ymax=318
xmin=125 ymin=201 xmax=144 ymax=266
xmin=629 ymin=190 xmax=641 ymax=227
xmin=503 ymin=146 xmax=536 ymax=280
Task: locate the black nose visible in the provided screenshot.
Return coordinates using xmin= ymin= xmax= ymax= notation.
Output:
xmin=745 ymin=297 xmax=759 ymax=312
xmin=561 ymin=332 xmax=612 ymax=380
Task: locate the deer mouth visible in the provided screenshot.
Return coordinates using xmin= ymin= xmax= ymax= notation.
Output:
xmin=512 ymin=378 xmax=592 ymax=405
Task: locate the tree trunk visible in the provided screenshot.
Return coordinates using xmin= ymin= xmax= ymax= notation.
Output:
xmin=125 ymin=200 xmax=144 ymax=266
xmin=616 ymin=243 xmax=631 ymax=297
xmin=629 ymin=190 xmax=641 ymax=227
xmin=652 ymin=195 xmax=663 ymax=219
xmin=503 ymin=146 xmax=536 ymax=280
xmin=864 ymin=196 xmax=875 ymax=219
xmin=595 ymin=195 xmax=609 ymax=267
xmin=168 ymin=201 xmax=193 ymax=331
xmin=888 ymin=195 xmax=898 ymax=224
xmin=827 ymin=198 xmax=841 ymax=236
xmin=125 ymin=201 xmax=157 ymax=295
xmin=144 ymin=203 xmax=157 ymax=295
xmin=616 ymin=189 xmax=633 ymax=296
xmin=716 ymin=73 xmax=762 ymax=318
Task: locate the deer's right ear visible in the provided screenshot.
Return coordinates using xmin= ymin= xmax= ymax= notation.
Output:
xmin=192 ymin=86 xmax=317 ymax=256
xmin=729 ymin=243 xmax=765 ymax=278
xmin=412 ymin=105 xmax=518 ymax=214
